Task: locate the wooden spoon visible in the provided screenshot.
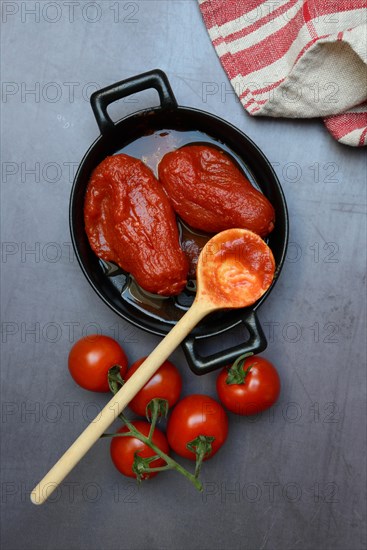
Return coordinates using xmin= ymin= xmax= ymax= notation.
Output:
xmin=31 ymin=228 xmax=275 ymax=505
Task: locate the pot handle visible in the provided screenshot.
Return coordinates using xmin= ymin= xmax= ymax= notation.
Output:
xmin=90 ymin=69 xmax=178 ymax=134
xmin=181 ymin=311 xmax=267 ymax=375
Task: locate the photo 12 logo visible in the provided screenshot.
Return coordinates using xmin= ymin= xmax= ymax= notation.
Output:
xmin=2 ymin=480 xmax=103 ymax=504
xmin=1 ymin=320 xmax=138 ymax=344
xmin=201 ymin=81 xmax=340 ymax=106
xmin=1 ymin=479 xmax=140 ymax=504
xmin=201 ymin=480 xmax=340 ymax=504
xmin=1 ymin=160 xmax=79 ymax=183
xmin=1 ymin=2 xmax=140 ymax=25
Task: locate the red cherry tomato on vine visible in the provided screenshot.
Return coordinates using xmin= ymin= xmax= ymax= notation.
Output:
xmin=167 ymin=394 xmax=228 ymax=461
xmin=125 ymin=357 xmax=182 ymax=417
xmin=216 ymin=355 xmax=280 ymax=415
xmin=68 ymin=335 xmax=128 ymax=392
xmin=110 ymin=420 xmax=169 ymax=479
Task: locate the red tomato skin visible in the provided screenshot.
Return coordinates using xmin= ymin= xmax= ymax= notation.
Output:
xmin=125 ymin=357 xmax=182 ymax=416
xmin=110 ymin=420 xmax=169 ymax=479
xmin=216 ymin=356 xmax=281 ymax=415
xmin=68 ymin=335 xmax=128 ymax=392
xmin=167 ymin=394 xmax=228 ymax=461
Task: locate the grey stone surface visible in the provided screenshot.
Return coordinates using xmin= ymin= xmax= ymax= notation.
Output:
xmin=1 ymin=2 xmax=366 ymax=550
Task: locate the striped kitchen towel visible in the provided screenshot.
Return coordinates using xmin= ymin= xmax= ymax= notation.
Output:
xmin=198 ymin=0 xmax=367 ymax=146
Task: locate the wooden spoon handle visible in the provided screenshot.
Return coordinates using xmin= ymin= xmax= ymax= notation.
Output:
xmin=30 ymin=300 xmax=212 ymax=505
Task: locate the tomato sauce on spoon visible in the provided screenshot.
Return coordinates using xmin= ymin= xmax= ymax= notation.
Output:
xmin=197 ymin=228 xmax=275 ymax=309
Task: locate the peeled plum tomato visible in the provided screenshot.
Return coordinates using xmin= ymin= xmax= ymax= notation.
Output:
xmin=158 ymin=144 xmax=275 ymax=237
xmin=110 ymin=421 xmax=169 ymax=479
xmin=198 ymin=228 xmax=275 ymax=309
xmin=68 ymin=335 xmax=128 ymax=392
xmin=84 ymin=154 xmax=189 ymax=296
xmin=167 ymin=395 xmax=228 ymax=461
xmin=125 ymin=358 xmax=182 ymax=417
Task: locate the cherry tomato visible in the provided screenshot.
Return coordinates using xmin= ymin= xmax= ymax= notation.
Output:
xmin=216 ymin=355 xmax=280 ymax=415
xmin=167 ymin=394 xmax=228 ymax=461
xmin=68 ymin=335 xmax=128 ymax=392
xmin=110 ymin=420 xmax=169 ymax=479
xmin=125 ymin=357 xmax=182 ymax=417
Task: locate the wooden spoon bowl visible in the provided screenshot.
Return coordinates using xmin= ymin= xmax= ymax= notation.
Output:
xmin=196 ymin=228 xmax=275 ymax=309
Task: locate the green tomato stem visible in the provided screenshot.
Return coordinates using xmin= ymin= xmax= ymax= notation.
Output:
xmin=103 ymin=423 xmax=203 ymax=492
xmin=187 ymin=435 xmax=215 ymax=478
xmin=225 ymin=352 xmax=255 ymax=385
xmin=141 ymin=465 xmax=172 ymax=473
xmin=146 ymin=398 xmax=168 ymax=440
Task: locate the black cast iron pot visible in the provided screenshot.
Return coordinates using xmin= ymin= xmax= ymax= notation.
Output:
xmin=70 ymin=69 xmax=289 ymax=375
